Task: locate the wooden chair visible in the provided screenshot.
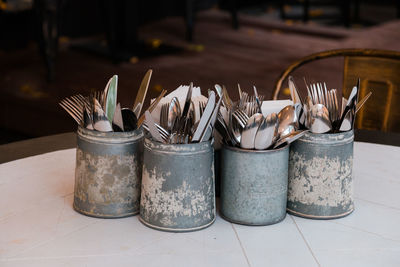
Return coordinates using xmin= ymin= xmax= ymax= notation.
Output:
xmin=272 ymin=49 xmax=400 ymax=136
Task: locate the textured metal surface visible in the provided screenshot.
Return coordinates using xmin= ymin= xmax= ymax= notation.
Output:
xmin=140 ymin=138 xmax=215 ymax=232
xmin=287 ymin=131 xmax=354 ymax=219
xmin=74 ymin=126 xmax=144 ymax=218
xmin=220 ymin=145 xmax=289 ymax=225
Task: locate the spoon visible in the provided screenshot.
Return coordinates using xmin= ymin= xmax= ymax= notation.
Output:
xmin=240 ymin=113 xmax=263 ymax=149
xmin=339 ymin=109 xmax=352 ymax=132
xmin=168 ymin=97 xmax=181 ymax=132
xmin=277 ymin=105 xmax=298 ymax=140
xmin=229 ymin=108 xmax=242 ymax=144
xmin=273 ymin=130 xmax=309 ymax=149
xmin=121 ymin=108 xmax=138 ymax=132
xmin=112 ymin=103 xmax=124 ymax=131
xmin=337 ymin=86 xmax=357 ymax=131
xmin=92 ymin=98 xmax=113 ymax=132
xmin=303 ymin=95 xmax=313 ymax=129
xmin=309 ymin=104 xmax=331 ymax=133
xmin=254 ymin=113 xmax=278 ymax=150
xmin=83 ymin=105 xmax=94 ymax=130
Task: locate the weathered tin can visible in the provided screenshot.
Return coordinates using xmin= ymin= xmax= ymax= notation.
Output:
xmin=74 ymin=126 xmax=144 ymax=218
xmin=140 ymin=138 xmax=215 ymax=232
xmin=220 ymin=144 xmax=289 ymax=225
xmin=287 ymin=130 xmax=354 ymax=219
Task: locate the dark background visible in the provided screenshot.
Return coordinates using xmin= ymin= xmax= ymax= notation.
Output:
xmin=1 ymin=0 xmax=399 ymax=144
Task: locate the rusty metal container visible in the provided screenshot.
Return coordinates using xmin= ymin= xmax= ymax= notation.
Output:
xmin=220 ymin=144 xmax=289 ymax=226
xmin=73 ymin=126 xmax=144 ymax=218
xmin=139 ymin=138 xmax=215 ymax=232
xmin=287 ymin=130 xmax=354 ymax=219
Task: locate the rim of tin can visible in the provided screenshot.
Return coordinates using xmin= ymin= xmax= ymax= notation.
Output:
xmin=77 ymin=126 xmax=144 ymax=144
xmin=299 ymin=130 xmax=354 ymax=145
xmin=222 ymin=143 xmax=289 ymax=154
xmin=144 ymin=137 xmax=213 ymax=155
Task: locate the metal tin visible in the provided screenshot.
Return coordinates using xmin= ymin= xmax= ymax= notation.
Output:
xmin=287 ymin=130 xmax=354 ymax=219
xmin=220 ymin=144 xmax=289 ymax=225
xmin=74 ymin=126 xmax=144 ymax=218
xmin=140 ymin=138 xmax=215 ymax=232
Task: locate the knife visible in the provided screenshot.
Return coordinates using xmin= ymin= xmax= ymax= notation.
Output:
xmin=288 ymin=76 xmax=302 ymax=105
xmin=200 ymin=94 xmax=223 ymax=142
xmin=178 ymin=82 xmax=193 ymax=131
xmin=137 ymin=89 xmax=167 ymax=127
xmin=253 ymin=86 xmax=263 ymax=114
xmin=191 ymin=91 xmax=216 ymax=142
xmin=145 ymin=111 xmax=163 ymax=143
xmin=133 ymin=69 xmax=153 ymax=117
xmin=355 ymin=91 xmax=372 ymax=113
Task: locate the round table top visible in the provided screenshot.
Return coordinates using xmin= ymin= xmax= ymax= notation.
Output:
xmin=0 ymin=142 xmax=400 ymax=267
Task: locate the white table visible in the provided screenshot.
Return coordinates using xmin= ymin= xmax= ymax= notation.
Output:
xmin=0 ymin=142 xmax=399 ymax=267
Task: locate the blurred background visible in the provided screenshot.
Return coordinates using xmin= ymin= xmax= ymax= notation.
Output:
xmin=1 ymin=0 xmax=400 ymax=144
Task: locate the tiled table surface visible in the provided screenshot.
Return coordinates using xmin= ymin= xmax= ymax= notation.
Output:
xmin=0 ymin=142 xmax=399 ymax=267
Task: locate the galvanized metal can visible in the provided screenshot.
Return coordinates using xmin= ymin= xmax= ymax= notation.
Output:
xmin=287 ymin=130 xmax=354 ymax=219
xmin=220 ymin=144 xmax=289 ymax=225
xmin=74 ymin=126 xmax=144 ymax=218
xmin=140 ymin=138 xmax=216 ymax=232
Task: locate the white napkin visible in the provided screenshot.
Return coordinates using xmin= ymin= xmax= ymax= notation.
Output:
xmin=261 ymin=100 xmax=293 ymax=116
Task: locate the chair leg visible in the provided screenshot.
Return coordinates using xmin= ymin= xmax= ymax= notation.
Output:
xmin=341 ymin=0 xmax=351 ymax=28
xmin=353 ymin=0 xmax=360 ymax=23
xmin=34 ymin=0 xmax=61 ymax=81
xmin=279 ymin=0 xmax=286 ymax=20
xmin=303 ymin=0 xmax=309 ymax=23
xmin=185 ymin=0 xmax=194 ymax=42
xmin=397 ymin=0 xmax=400 ymax=18
xmin=230 ymin=0 xmax=239 ymax=29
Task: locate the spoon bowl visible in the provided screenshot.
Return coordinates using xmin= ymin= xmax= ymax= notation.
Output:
xmin=277 ymin=105 xmax=298 ymax=140
xmin=309 ymin=104 xmax=331 ymax=133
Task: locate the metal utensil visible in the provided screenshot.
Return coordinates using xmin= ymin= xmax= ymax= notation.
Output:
xmin=288 ymin=76 xmax=302 ymax=105
xmin=137 ymin=89 xmax=167 ymax=127
xmin=254 ymin=112 xmax=278 ymax=150
xmin=273 ymin=130 xmax=309 ymax=149
xmin=192 ymin=91 xmax=216 ymax=142
xmin=253 ymin=86 xmax=263 ymax=113
xmin=92 ymin=98 xmax=113 ymax=132
xmin=355 ymin=91 xmax=372 ymax=113
xmin=240 ymin=113 xmax=263 ymax=149
xmin=337 ymin=86 xmax=357 ymax=131
xmin=121 ymin=108 xmax=138 ymax=131
xmin=309 ymin=104 xmax=331 ymax=133
xmin=145 ymin=110 xmax=163 ymax=143
xmin=167 ymin=97 xmax=181 ymax=132
xmin=104 ymin=75 xmax=118 ymax=125
xmin=83 ymin=105 xmax=93 ymax=130
xmin=200 ymin=95 xmax=223 ymax=142
xmin=133 ymin=69 xmax=152 ymax=117
xmin=113 ymin=103 xmax=124 ymax=131
xmin=178 ymin=82 xmax=193 ymax=129
xmin=277 ymin=105 xmax=298 ymax=139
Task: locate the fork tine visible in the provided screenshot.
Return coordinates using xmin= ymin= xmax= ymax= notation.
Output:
xmin=73 ymin=94 xmax=87 ymax=108
xmin=61 ymin=99 xmax=82 ymax=116
xmin=62 ymin=98 xmax=84 ymax=117
xmin=64 ymin=96 xmax=84 ymax=111
xmin=59 ymin=102 xmax=82 ymax=124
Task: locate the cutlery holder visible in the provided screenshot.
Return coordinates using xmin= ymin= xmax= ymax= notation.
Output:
xmin=220 ymin=145 xmax=289 ymax=225
xmin=74 ymin=126 xmax=144 ymax=218
xmin=287 ymin=130 xmax=354 ymax=219
xmin=140 ymin=138 xmax=216 ymax=232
